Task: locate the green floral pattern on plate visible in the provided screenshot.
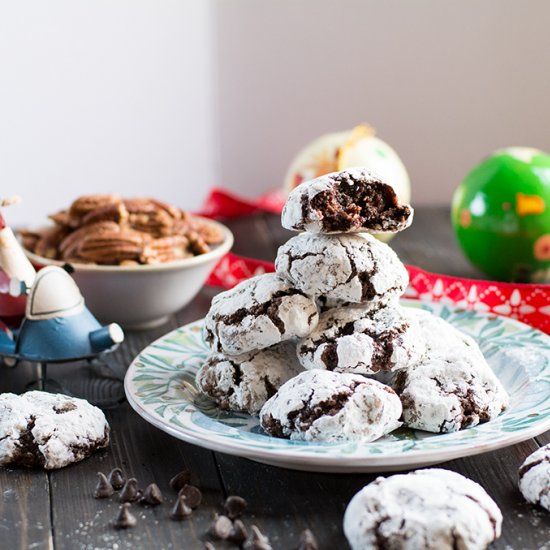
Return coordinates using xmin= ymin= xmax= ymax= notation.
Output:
xmin=125 ymin=300 xmax=550 ymax=472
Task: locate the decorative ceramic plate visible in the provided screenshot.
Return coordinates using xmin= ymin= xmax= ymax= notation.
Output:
xmin=125 ymin=300 xmax=550 ymax=473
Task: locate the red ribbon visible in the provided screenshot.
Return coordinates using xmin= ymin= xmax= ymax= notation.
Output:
xmin=198 ymin=187 xmax=287 ymax=219
xmin=201 ymin=188 xmax=550 ymax=335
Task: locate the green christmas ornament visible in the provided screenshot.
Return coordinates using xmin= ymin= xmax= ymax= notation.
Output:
xmin=451 ymin=147 xmax=550 ymax=283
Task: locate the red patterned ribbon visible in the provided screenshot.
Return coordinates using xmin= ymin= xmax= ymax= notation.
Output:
xmin=404 ymin=265 xmax=550 ymax=334
xmin=201 ymin=189 xmax=550 ymax=335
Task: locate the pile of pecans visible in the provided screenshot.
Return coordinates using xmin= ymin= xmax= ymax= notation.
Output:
xmin=20 ymin=194 xmax=225 ymax=265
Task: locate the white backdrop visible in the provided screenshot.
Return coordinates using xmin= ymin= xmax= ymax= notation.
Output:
xmin=2 ymin=0 xmax=550 ymax=225
xmin=0 ymin=0 xmax=217 ymax=225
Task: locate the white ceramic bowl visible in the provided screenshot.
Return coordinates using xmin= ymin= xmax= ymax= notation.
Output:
xmin=23 ymin=217 xmax=233 ymax=330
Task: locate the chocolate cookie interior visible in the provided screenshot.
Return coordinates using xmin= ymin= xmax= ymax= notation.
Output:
xmin=308 ymin=178 xmax=411 ymax=233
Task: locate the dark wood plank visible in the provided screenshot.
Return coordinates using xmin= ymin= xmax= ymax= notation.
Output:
xmin=0 ymin=468 xmax=52 ymax=550
xmin=0 ymin=360 xmax=53 ymax=550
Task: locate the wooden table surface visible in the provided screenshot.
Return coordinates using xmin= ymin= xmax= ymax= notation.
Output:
xmin=2 ymin=207 xmax=550 ymax=550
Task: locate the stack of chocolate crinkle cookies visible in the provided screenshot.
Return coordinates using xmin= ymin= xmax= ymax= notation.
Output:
xmin=196 ymin=168 xmax=516 ymax=549
xmin=197 ymin=167 xmax=509 ymax=441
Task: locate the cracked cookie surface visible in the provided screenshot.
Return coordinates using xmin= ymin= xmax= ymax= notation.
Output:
xmin=282 ymin=167 xmax=413 ymax=234
xmin=204 ymin=273 xmax=319 ymax=356
xmin=518 ymin=443 xmax=550 ymax=511
xmin=344 ymin=468 xmax=502 ymax=550
xmin=260 ymin=370 xmax=402 ymax=442
xmin=275 ymin=232 xmax=408 ymax=304
xmin=0 ymin=391 xmax=110 ymax=469
xmin=196 ymin=342 xmax=303 ymax=414
xmin=391 ymin=309 xmax=508 ymax=433
xmin=297 ymin=303 xmax=425 ymax=375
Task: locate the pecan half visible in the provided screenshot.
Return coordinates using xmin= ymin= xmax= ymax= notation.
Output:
xmin=186 ymin=230 xmax=210 ymax=255
xmin=33 ymin=226 xmax=70 ymax=259
xmin=77 ymin=229 xmax=150 ymax=264
xmin=81 ymin=202 xmax=129 ymax=226
xmin=140 ymin=235 xmax=192 ymax=264
xmin=190 ymin=217 xmax=224 ymax=245
xmin=69 ymin=194 xmax=122 ymax=219
xmin=125 ymin=199 xmax=175 ymax=237
xmin=59 ymin=221 xmax=122 ymax=260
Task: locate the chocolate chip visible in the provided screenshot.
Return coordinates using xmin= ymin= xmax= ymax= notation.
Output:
xmin=178 ymin=484 xmax=202 ymax=509
xmin=170 ymin=495 xmax=193 ymax=520
xmin=228 ymin=519 xmax=248 ymax=545
xmin=140 ymin=483 xmax=164 ymax=506
xmin=295 ymin=529 xmax=318 ymax=550
xmin=119 ymin=478 xmax=142 ymax=503
xmin=94 ymin=472 xmax=114 ymax=499
xmin=113 ymin=503 xmax=137 ymax=529
xmin=108 ymin=467 xmax=126 ymax=490
xmin=169 ymin=469 xmax=192 ymax=491
xmin=209 ymin=514 xmax=233 ymax=540
xmin=243 ymin=525 xmax=272 ymax=550
xmin=224 ymin=495 xmax=247 ymax=519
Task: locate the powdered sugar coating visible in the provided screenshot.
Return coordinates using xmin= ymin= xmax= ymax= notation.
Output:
xmin=275 ymin=232 xmax=408 ymax=304
xmin=393 ymin=309 xmax=509 ymax=433
xmin=344 ymin=468 xmax=502 ymax=550
xmin=0 ymin=391 xmax=109 ymax=469
xmin=297 ymin=303 xmax=425 ymax=374
xmin=204 ymin=273 xmax=319 ymax=355
xmin=282 ymin=167 xmax=413 ymax=234
xmin=518 ymin=443 xmax=550 ymax=510
xmin=196 ymin=342 xmax=303 ymax=414
xmin=260 ymin=370 xmax=402 ymax=442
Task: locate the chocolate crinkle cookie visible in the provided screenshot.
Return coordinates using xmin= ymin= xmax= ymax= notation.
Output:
xmin=281 ymin=167 xmax=413 ymax=234
xmin=196 ymin=342 xmax=303 ymax=414
xmin=275 ymin=232 xmax=408 ymax=304
xmin=297 ymin=302 xmax=425 ymax=375
xmin=260 ymin=370 xmax=402 ymax=442
xmin=0 ymin=391 xmax=109 ymax=469
xmin=518 ymin=443 xmax=550 ymax=511
xmin=343 ymin=468 xmax=502 ymax=550
xmin=203 ymin=273 xmax=319 ymax=356
xmin=391 ymin=309 xmax=509 ymax=433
